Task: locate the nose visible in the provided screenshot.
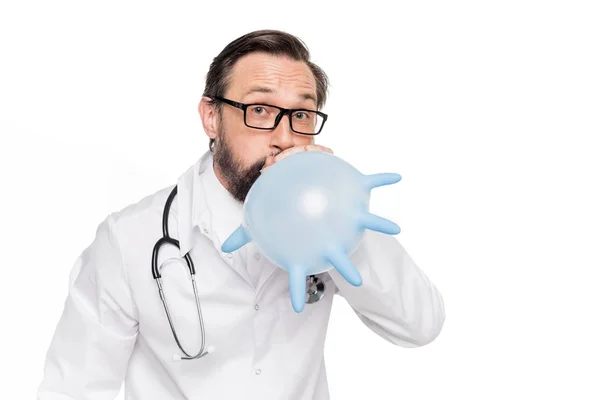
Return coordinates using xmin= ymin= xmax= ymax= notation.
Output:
xmin=269 ymin=112 xmax=295 ymax=151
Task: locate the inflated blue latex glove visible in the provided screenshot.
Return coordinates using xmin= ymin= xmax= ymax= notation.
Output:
xmin=221 ymin=150 xmax=401 ymax=312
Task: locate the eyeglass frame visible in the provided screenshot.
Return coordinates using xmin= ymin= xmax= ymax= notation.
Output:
xmin=212 ymin=95 xmax=328 ymax=135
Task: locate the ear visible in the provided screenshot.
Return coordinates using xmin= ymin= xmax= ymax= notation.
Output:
xmin=198 ymin=96 xmax=219 ymax=140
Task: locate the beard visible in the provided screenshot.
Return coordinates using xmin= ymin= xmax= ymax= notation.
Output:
xmin=212 ymin=129 xmax=270 ymax=203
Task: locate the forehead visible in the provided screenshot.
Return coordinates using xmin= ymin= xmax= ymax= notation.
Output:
xmin=226 ymin=52 xmax=317 ymax=103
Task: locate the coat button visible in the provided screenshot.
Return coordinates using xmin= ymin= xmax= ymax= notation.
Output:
xmin=255 ymin=304 xmax=259 ymax=311
xmin=203 ymin=228 xmax=209 ymax=234
xmin=255 ymin=369 xmax=261 ymax=375
xmin=227 ymin=253 xmax=233 ymax=258
xmin=254 ymin=253 xmax=261 ymax=261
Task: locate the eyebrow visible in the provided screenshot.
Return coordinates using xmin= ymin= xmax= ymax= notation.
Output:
xmin=242 ymin=86 xmax=318 ymax=106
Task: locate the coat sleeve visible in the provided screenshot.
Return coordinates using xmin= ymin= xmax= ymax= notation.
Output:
xmin=37 ymin=214 xmax=139 ymax=399
xmin=328 ymin=230 xmax=445 ymax=347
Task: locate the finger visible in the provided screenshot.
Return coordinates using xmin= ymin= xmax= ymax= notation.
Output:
xmin=305 ymin=144 xmax=333 ymax=154
xmin=260 ymin=155 xmax=276 ymax=173
xmin=274 ymin=144 xmax=333 ymax=162
xmin=265 ymin=154 xmax=276 ymax=167
xmin=319 ymin=145 xmax=333 ymax=154
xmin=274 ymin=146 xmax=306 ymax=162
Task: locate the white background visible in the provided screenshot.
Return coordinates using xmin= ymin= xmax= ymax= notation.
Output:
xmin=1 ymin=0 xmax=599 ymax=398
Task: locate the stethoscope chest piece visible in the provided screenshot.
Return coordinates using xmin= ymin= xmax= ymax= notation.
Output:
xmin=305 ymin=275 xmax=326 ymax=304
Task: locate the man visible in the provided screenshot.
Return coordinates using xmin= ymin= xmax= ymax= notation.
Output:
xmin=38 ymin=30 xmax=445 ymax=399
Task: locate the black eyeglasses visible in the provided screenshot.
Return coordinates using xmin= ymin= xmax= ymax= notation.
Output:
xmin=213 ymin=96 xmax=328 ymax=135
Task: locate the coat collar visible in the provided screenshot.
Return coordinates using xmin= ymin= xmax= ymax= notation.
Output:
xmin=176 ymin=150 xmax=213 ymax=257
xmin=174 ymin=150 xmax=279 ymax=291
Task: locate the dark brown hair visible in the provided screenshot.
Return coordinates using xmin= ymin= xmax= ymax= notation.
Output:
xmin=202 ymin=29 xmax=330 ymax=152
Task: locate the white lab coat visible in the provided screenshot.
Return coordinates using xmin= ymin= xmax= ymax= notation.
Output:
xmin=37 ymin=150 xmax=445 ymax=400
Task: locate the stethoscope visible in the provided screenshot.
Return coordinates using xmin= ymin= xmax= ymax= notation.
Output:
xmin=152 ymin=185 xmax=326 ymax=362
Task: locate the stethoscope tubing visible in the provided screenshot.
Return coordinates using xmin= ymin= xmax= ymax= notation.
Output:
xmin=153 ymin=185 xmax=208 ymax=360
xmin=152 ymin=184 xmax=326 ymax=361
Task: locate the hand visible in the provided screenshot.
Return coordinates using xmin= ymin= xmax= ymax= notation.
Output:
xmin=260 ymin=144 xmax=334 ymax=174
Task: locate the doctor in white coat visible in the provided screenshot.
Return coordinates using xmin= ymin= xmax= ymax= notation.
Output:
xmin=38 ymin=29 xmax=445 ymax=400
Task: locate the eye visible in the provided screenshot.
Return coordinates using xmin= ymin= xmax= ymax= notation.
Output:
xmin=294 ymin=111 xmax=309 ymax=119
xmin=251 ymin=106 xmax=266 ymax=115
